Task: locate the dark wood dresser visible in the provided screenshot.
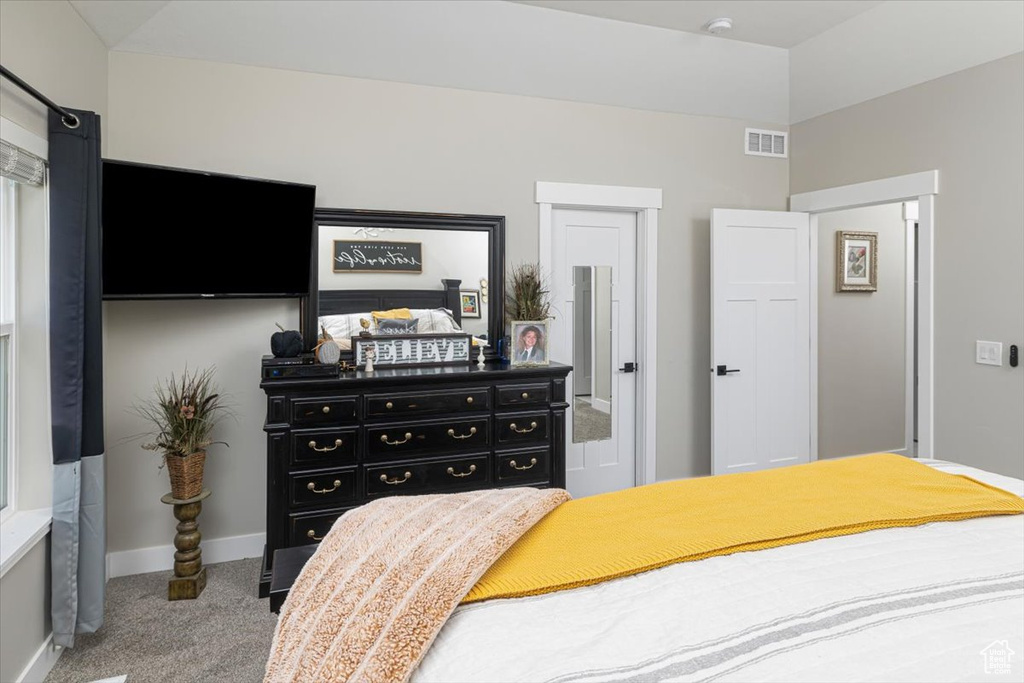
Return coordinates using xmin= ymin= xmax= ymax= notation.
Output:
xmin=258 ymin=361 xmax=572 ymax=595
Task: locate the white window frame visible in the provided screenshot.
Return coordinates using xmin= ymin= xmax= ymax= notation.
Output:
xmin=0 ymin=117 xmax=52 ymax=578
xmin=0 ymin=177 xmax=16 ymax=524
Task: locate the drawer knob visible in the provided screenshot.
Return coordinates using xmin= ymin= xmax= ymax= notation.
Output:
xmin=306 ymin=529 xmax=324 ymax=541
xmin=466 ymin=396 xmax=474 ymax=404
xmin=509 ymin=457 xmax=538 ymax=471
xmin=308 ymin=438 xmax=343 ymax=453
xmin=521 ymin=392 xmax=530 ymax=399
xmin=380 ymin=432 xmax=413 ymax=446
xmin=385 ymin=401 xmax=394 ymax=409
xmin=380 ymin=471 xmax=412 ymax=485
xmin=307 ymin=479 xmax=342 ymax=494
xmin=447 ymin=426 xmax=478 ymax=440
xmin=321 ymin=405 xmax=331 ymax=414
xmin=447 ymin=464 xmax=477 ymax=478
xmin=509 ymin=421 xmax=539 ymax=434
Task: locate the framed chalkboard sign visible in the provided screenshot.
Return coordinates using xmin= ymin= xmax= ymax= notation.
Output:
xmin=333 ymin=240 xmax=423 ymax=273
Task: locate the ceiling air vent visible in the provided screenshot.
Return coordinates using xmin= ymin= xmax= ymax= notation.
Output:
xmin=745 ymin=128 xmax=787 ymax=159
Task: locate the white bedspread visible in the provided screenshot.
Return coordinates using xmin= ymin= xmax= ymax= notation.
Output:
xmin=412 ymin=460 xmax=1024 ymax=683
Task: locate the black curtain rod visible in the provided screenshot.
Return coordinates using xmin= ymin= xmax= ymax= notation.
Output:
xmin=0 ymin=64 xmax=80 ymax=129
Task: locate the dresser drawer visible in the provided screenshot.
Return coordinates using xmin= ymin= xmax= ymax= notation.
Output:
xmin=495 ymin=411 xmax=550 ymax=447
xmin=366 ymin=416 xmax=490 ymax=459
xmin=291 ymin=428 xmax=357 ymax=468
xmin=290 ymin=397 xmax=357 ymax=426
xmin=366 ymin=387 xmax=490 ymax=418
xmin=496 ymin=383 xmax=550 ymax=408
xmin=287 ymin=507 xmax=353 ymax=547
xmin=365 ymin=455 xmax=490 ymax=497
xmin=496 ymin=447 xmax=551 ymax=483
xmin=289 ymin=467 xmax=358 ymax=508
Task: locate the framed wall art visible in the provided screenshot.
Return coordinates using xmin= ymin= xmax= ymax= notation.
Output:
xmin=835 ymin=231 xmax=878 ymax=292
xmin=460 ymin=289 xmax=482 ymax=318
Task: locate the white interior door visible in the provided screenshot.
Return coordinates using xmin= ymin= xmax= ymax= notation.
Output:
xmin=711 ymin=208 xmax=811 ymax=475
xmin=551 ymin=208 xmax=636 ymax=498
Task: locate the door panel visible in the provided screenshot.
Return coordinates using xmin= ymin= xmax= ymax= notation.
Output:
xmin=712 ymin=208 xmax=810 ymax=475
xmin=551 ymin=209 xmax=637 ymax=498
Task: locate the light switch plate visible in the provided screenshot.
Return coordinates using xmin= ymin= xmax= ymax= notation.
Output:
xmin=976 ymin=340 xmax=1003 ymax=366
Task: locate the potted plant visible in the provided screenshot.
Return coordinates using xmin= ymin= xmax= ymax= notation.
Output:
xmin=505 ymin=263 xmax=553 ymax=366
xmin=135 ymin=366 xmax=229 ymax=500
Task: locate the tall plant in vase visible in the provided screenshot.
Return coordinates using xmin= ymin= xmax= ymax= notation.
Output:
xmin=135 ymin=367 xmax=229 ymax=500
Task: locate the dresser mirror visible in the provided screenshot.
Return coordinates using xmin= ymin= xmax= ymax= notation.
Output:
xmin=572 ymin=265 xmax=613 ymax=443
xmin=306 ymin=209 xmax=505 ymax=361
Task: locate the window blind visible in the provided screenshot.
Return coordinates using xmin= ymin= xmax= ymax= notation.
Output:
xmin=0 ymin=139 xmax=45 ymax=185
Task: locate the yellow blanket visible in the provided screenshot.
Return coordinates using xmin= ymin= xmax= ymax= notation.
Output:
xmin=464 ymin=454 xmax=1023 ymax=604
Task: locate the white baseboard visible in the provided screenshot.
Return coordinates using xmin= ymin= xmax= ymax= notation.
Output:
xmin=16 ymin=633 xmax=61 ymax=683
xmin=106 ymin=532 xmax=265 ymax=579
xmin=592 ymin=397 xmax=611 ymax=415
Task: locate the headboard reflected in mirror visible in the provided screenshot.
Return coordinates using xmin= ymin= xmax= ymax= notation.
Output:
xmin=305 ymin=208 xmax=505 ymax=360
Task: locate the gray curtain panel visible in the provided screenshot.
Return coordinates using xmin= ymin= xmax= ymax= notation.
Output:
xmin=48 ymin=108 xmax=105 ymax=648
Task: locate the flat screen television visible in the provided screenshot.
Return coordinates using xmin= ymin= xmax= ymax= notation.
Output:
xmin=102 ymin=160 xmax=316 ymax=299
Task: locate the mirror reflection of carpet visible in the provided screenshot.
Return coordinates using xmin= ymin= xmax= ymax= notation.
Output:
xmin=573 ymin=398 xmax=612 ymax=442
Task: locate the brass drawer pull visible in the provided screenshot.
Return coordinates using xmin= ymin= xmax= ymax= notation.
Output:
xmin=307 ymin=479 xmax=342 ymax=494
xmin=509 ymin=457 xmax=538 ymax=471
xmin=447 ymin=426 xmax=478 ymax=440
xmin=380 ymin=471 xmax=412 ymax=485
xmin=509 ymin=421 xmax=539 ymax=434
xmin=308 ymin=438 xmax=343 ymax=452
xmin=521 ymin=392 xmax=530 ymax=399
xmin=306 ymin=529 xmax=324 ymax=541
xmin=447 ymin=464 xmax=477 ymax=478
xmin=385 ymin=401 xmax=394 ymax=409
xmin=321 ymin=405 xmax=331 ymax=414
xmin=466 ymin=396 xmax=474 ymax=404
xmin=380 ymin=432 xmax=413 ymax=445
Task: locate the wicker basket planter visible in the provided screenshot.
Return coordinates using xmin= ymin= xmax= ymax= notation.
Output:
xmin=165 ymin=451 xmax=206 ymax=500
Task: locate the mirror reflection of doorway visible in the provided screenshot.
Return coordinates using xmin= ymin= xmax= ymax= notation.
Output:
xmin=573 ymin=265 xmax=612 ymax=443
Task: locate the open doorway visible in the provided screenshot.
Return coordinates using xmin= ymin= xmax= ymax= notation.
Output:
xmin=815 ymin=202 xmax=917 ymax=458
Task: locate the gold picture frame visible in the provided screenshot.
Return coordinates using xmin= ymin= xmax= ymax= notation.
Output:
xmin=835 ymin=231 xmax=878 ymax=292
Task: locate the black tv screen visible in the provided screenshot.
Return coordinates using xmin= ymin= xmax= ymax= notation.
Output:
xmin=102 ymin=160 xmax=316 ymax=299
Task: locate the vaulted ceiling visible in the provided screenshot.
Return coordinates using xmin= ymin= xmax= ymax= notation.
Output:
xmin=69 ymin=0 xmax=1024 ymax=124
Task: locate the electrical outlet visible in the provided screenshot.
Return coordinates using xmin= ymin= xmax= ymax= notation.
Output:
xmin=976 ymin=341 xmax=1003 ymax=367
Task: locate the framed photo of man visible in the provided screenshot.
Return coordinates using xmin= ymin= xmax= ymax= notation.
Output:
xmin=511 ymin=320 xmax=549 ymax=367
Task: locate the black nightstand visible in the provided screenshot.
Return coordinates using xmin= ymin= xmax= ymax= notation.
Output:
xmin=269 ymin=545 xmax=317 ymax=613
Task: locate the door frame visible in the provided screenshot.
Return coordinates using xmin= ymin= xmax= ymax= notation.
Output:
xmin=536 ymin=181 xmax=661 ymax=486
xmin=791 ymin=170 xmax=937 ymax=460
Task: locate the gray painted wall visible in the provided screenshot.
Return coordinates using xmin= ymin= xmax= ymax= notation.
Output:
xmin=0 ymin=540 xmax=51 ymax=683
xmin=103 ymin=51 xmax=789 ymax=554
xmin=792 ymin=52 xmax=1024 ymax=478
xmin=817 ymin=204 xmax=907 ymax=459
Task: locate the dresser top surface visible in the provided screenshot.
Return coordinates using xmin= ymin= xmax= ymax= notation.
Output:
xmin=261 ymin=360 xmax=571 ymax=391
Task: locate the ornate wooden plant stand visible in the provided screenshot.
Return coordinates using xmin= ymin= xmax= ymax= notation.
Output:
xmin=160 ymin=488 xmax=211 ymax=601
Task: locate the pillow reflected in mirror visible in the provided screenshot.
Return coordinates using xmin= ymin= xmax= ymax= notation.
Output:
xmin=376 ymin=318 xmax=420 ymax=335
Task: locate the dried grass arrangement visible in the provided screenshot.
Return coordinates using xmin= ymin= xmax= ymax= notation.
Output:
xmin=505 ymin=263 xmax=553 ymax=323
xmin=134 ymin=366 xmax=229 ymax=499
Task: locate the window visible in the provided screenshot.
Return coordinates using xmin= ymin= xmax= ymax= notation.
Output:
xmin=0 ymin=178 xmax=14 ymax=519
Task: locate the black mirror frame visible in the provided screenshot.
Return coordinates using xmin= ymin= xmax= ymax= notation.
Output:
xmin=303 ymin=208 xmax=505 ymax=362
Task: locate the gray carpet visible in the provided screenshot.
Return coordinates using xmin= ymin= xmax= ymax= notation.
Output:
xmin=573 ymin=398 xmax=612 ymax=442
xmin=45 ymin=558 xmax=277 ymax=683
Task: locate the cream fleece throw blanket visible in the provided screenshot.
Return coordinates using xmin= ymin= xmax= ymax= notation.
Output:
xmin=264 ymin=487 xmax=570 ymax=683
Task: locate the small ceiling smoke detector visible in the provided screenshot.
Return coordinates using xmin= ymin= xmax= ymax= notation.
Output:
xmin=702 ymin=18 xmax=733 ymax=35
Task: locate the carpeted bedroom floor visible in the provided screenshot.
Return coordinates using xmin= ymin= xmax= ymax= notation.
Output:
xmin=45 ymin=558 xmax=277 ymax=683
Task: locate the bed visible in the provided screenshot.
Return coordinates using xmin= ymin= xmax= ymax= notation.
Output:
xmin=314 ymin=279 xmax=467 ymax=349
xmin=270 ymin=458 xmax=1024 ymax=683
